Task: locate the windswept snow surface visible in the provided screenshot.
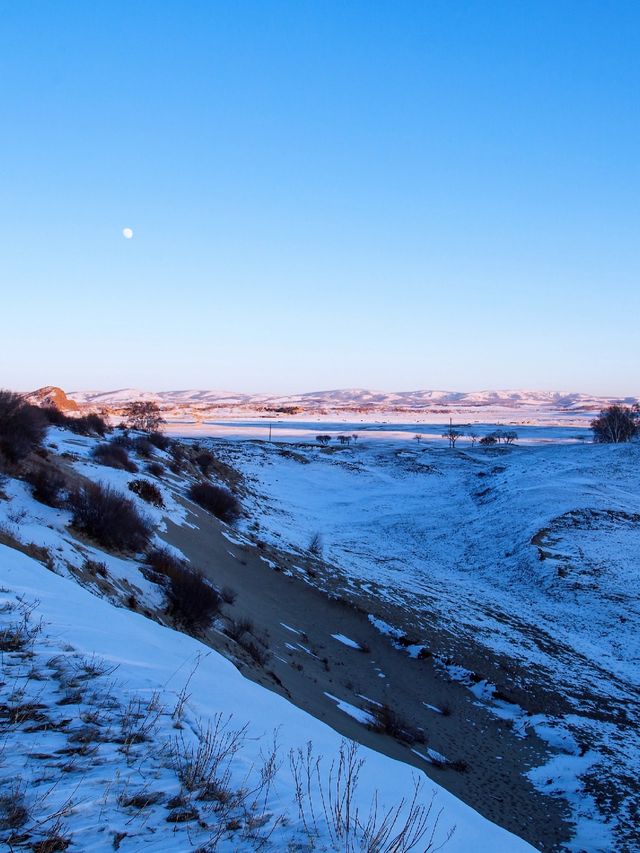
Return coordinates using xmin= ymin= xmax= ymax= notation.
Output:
xmin=206 ymin=433 xmax=640 ymax=850
xmin=0 ymin=545 xmax=533 ymax=851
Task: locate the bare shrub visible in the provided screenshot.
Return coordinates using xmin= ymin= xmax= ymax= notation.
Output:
xmin=110 ymin=431 xmax=136 ymax=449
xmin=0 ymin=390 xmax=47 ymax=464
xmin=221 ymin=586 xmax=237 ymax=605
xmin=71 ymin=413 xmax=108 ymax=436
xmin=91 ymin=442 xmax=138 ymax=472
xmin=25 ymin=467 xmax=67 ymax=507
xmin=194 ymin=450 xmax=215 ymax=476
xmin=0 ymin=622 xmax=39 ymax=653
xmin=146 ymin=547 xmax=221 ymax=632
xmin=31 ymin=831 xmax=71 ymax=853
xmin=148 ymin=431 xmax=171 ymax=451
xmin=146 ymin=461 xmax=165 ymax=477
xmin=0 ymin=602 xmax=42 ymax=652
xmin=225 ymin=616 xmax=254 ymax=642
xmin=169 ymin=715 xmax=247 ymax=795
xmin=308 ymin=532 xmax=323 ymax=557
xmin=0 ymin=779 xmax=28 ymax=829
xmin=118 ymin=789 xmax=164 ymax=809
xmin=83 ymin=558 xmax=108 ymax=578
xmin=224 ymin=617 xmax=269 ymax=665
xmin=290 ymin=740 xmax=451 ymax=852
xmin=166 ymin=568 xmax=221 ymax=633
xmin=68 ymin=483 xmax=152 ymax=552
xmin=128 ymin=478 xmax=164 ymax=507
xmin=118 ymin=693 xmax=164 ymax=753
xmin=146 ymin=546 xmax=185 ymax=579
xmin=169 ymin=442 xmax=187 ymax=463
xmin=188 ymin=482 xmax=241 ymax=523
xmin=240 ymin=638 xmax=270 ymax=667
xmin=40 ymin=406 xmax=68 ymax=427
xmin=133 ymin=436 xmax=155 ymax=458
xmin=369 ymin=704 xmax=426 ymax=745
xmin=41 ymin=408 xmax=108 ymax=437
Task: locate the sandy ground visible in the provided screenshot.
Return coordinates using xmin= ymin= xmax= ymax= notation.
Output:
xmin=162 ymin=500 xmax=572 ymax=852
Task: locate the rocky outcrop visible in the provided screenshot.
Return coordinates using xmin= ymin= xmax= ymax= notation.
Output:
xmin=25 ymin=386 xmax=80 ymax=412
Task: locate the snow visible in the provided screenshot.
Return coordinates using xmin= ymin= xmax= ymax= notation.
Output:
xmin=203 ymin=430 xmax=639 ymax=849
xmin=324 ymin=693 xmax=376 ymax=726
xmin=331 ymin=632 xmax=362 ymax=649
xmin=1 ymin=417 xmax=635 ymax=850
xmin=280 ymin=622 xmax=302 ymax=635
xmin=0 ymin=544 xmax=533 ymax=851
xmin=68 ymin=387 xmax=637 ymax=422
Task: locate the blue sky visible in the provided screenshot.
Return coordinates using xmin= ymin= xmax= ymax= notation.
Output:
xmin=1 ymin=1 xmax=638 ymax=395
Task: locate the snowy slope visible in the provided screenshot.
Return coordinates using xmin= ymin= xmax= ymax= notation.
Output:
xmin=0 ymin=425 xmax=537 ymax=851
xmin=209 ymin=435 xmax=640 ymax=851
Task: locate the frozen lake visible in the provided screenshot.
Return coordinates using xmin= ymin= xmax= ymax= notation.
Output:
xmin=168 ymin=417 xmax=594 ymax=445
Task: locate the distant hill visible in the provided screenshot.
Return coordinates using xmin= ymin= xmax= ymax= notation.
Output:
xmin=25 ymin=385 xmax=80 ymax=412
xmin=63 ymin=387 xmax=638 ymax=416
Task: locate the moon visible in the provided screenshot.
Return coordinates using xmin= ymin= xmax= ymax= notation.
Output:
xmin=122 ymin=227 xmax=134 ymax=240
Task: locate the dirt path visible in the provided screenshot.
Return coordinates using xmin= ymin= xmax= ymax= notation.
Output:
xmin=162 ymin=501 xmax=572 ymax=852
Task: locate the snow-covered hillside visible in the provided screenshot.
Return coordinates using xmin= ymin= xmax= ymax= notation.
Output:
xmin=64 ymin=387 xmax=638 ymax=421
xmin=2 ymin=545 xmax=529 ymax=852
xmin=208 ymin=434 xmax=640 ymax=852
xmin=0 ymin=423 xmax=538 ymax=851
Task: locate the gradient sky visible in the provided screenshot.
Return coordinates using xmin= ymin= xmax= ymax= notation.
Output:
xmin=1 ymin=1 xmax=638 ymax=395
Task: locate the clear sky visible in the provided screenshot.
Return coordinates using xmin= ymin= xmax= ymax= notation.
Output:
xmin=1 ymin=1 xmax=638 ymax=395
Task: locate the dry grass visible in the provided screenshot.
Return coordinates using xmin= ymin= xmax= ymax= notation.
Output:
xmin=0 ymin=526 xmax=54 ymax=570
xmin=368 ymin=704 xmax=426 ymax=746
xmin=290 ymin=740 xmax=451 ymax=852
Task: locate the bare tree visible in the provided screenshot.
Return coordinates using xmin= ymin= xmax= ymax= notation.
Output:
xmin=337 ymin=435 xmax=351 ymax=445
xmin=468 ymin=433 xmax=480 ymax=447
xmin=123 ymin=401 xmax=164 ymax=433
xmin=479 ymin=433 xmax=498 ymax=446
xmin=502 ymin=430 xmax=518 ymax=445
xmin=414 ymin=434 xmax=422 ymax=445
xmin=591 ymin=405 xmax=639 ymax=443
xmin=442 ymin=428 xmax=463 ymax=449
xmin=316 ymin=434 xmax=331 ymax=446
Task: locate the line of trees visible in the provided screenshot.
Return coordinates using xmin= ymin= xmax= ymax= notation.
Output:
xmin=441 ymin=428 xmax=518 ymax=448
xmin=316 ymin=434 xmax=358 ymax=446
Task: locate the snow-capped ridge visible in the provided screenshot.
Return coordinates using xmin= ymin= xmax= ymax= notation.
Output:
xmin=62 ymin=386 xmax=638 ymax=414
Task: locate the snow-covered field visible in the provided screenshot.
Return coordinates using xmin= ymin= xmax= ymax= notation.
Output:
xmin=166 ymin=418 xmax=594 ymax=444
xmin=0 ymin=424 xmax=538 ymax=851
xmin=201 ymin=430 xmax=639 ymax=851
